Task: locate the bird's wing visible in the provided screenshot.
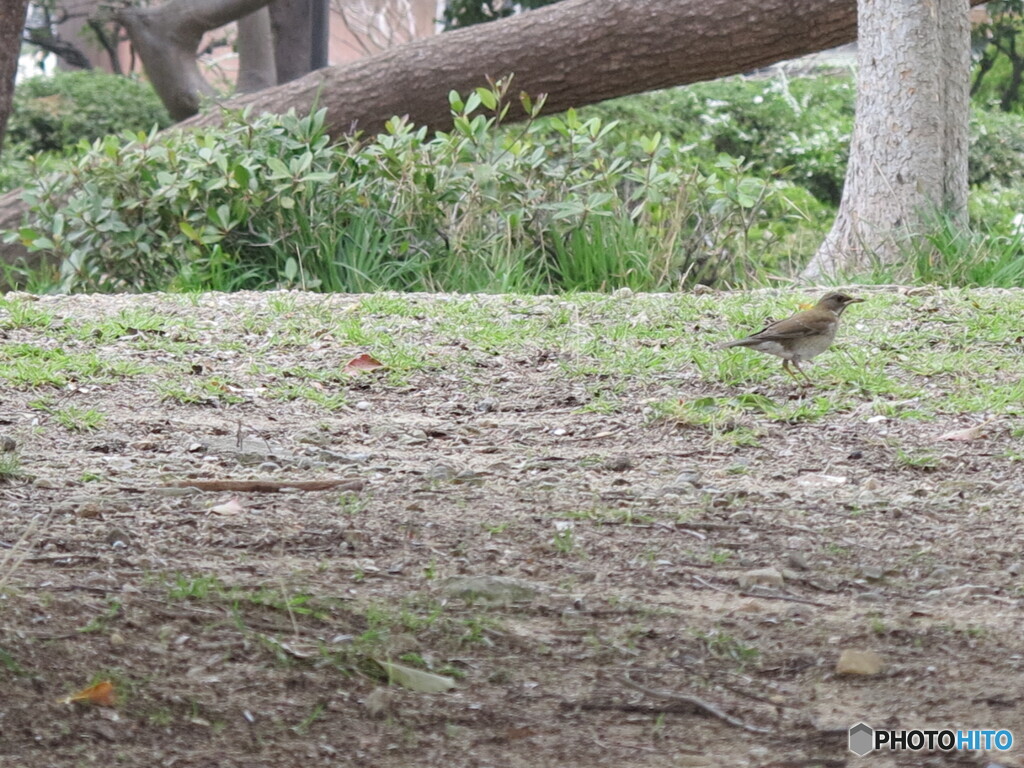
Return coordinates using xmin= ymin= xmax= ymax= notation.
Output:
xmin=746 ymin=313 xmax=832 ymax=342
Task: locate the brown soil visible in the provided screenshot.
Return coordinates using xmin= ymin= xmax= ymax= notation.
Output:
xmin=1 ymin=291 xmax=1021 ymax=768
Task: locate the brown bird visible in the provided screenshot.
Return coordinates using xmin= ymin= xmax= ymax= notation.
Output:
xmin=718 ymin=292 xmax=864 ymax=385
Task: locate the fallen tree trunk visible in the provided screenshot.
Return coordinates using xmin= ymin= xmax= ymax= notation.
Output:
xmin=183 ymin=0 xmax=863 ymax=136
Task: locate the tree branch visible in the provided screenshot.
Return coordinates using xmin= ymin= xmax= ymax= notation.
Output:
xmin=116 ymin=0 xmax=274 ymax=120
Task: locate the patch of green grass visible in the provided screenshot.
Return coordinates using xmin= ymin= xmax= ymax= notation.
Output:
xmin=561 ymin=506 xmax=654 ymax=525
xmin=165 ymin=573 xmax=336 ymax=624
xmin=147 ymin=708 xmax=175 ymax=727
xmin=155 ymin=377 xmax=246 ymax=405
xmin=268 ymin=382 xmax=348 ymax=411
xmin=894 ymin=447 xmax=940 ymax=471
xmin=0 ymin=298 xmax=54 ymax=330
xmin=697 ymin=629 xmax=760 ymax=669
xmin=167 ymin=574 xmax=221 ymax=600
xmin=715 ymin=426 xmax=762 ymax=448
xmin=576 ymin=390 xmax=623 ymax=414
xmin=0 ymin=451 xmax=24 ymax=482
xmin=29 ymin=397 xmax=106 ymax=432
xmin=292 ymin=702 xmax=325 ymax=735
xmin=356 ymin=295 xmax=420 ymax=317
xmin=78 ymin=599 xmax=122 ymax=634
xmin=55 ymin=405 xmax=106 ymax=432
xmin=0 ymin=344 xmax=144 ymax=388
xmin=0 ymin=646 xmax=26 ymax=675
xmin=71 ymin=306 xmax=188 ymax=342
xmin=649 ymin=396 xmax=744 ymax=429
xmin=650 ymin=390 xmax=849 ymax=430
xmin=708 ymin=550 xmax=733 ymax=565
xmin=337 ymin=492 xmax=366 ymax=515
xmin=552 ymin=527 xmax=577 ymax=555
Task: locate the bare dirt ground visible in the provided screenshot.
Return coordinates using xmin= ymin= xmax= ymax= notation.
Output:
xmin=1 ymin=289 xmax=1022 ymax=768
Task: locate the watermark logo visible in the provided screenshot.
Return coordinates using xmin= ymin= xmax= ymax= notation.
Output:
xmin=849 ymin=723 xmax=874 ymax=757
xmin=848 ymin=723 xmax=1014 ymax=756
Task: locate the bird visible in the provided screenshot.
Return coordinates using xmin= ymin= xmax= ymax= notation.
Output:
xmin=718 ymin=292 xmax=864 ymax=386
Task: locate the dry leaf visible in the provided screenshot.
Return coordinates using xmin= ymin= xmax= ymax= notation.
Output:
xmin=343 ymin=353 xmax=385 ymax=374
xmin=374 ymin=659 xmax=456 ymax=693
xmin=210 ymin=496 xmax=245 ymax=515
xmin=936 ymin=420 xmax=994 ymax=442
xmin=836 ymin=649 xmax=885 ymax=676
xmin=60 ymin=680 xmax=116 ymax=707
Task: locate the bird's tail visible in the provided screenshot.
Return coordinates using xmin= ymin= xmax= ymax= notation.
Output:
xmin=716 ymin=339 xmax=748 ymax=349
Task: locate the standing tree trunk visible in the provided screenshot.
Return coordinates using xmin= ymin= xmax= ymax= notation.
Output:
xmin=237 ymin=7 xmax=278 ymax=92
xmin=802 ymin=0 xmax=971 ymax=280
xmin=0 ymin=0 xmax=31 ymax=155
xmin=269 ymin=0 xmax=313 ymax=84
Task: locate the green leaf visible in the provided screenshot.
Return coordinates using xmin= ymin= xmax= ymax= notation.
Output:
xmin=476 ymin=87 xmax=497 ymax=111
xmin=233 ymin=164 xmax=251 ymax=188
xmin=179 ymin=221 xmax=202 ymax=244
xmin=266 ymin=157 xmax=291 ymax=178
xmin=464 ymin=91 xmax=482 ymax=115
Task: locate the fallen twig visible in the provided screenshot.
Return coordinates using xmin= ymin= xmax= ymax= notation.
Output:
xmin=692 ymin=574 xmax=732 ymax=593
xmin=739 ymin=588 xmax=827 ymax=607
xmin=164 ymin=478 xmax=365 ymax=493
xmin=619 ymin=675 xmax=774 ymax=734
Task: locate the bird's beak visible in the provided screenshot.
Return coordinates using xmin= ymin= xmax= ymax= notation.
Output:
xmin=847 ymin=297 xmax=865 ymax=304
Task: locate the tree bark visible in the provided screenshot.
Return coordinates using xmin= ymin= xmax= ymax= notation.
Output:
xmin=802 ymin=0 xmax=971 ymax=280
xmin=0 ymin=0 xmax=31 ymax=155
xmin=116 ymin=0 xmax=273 ymax=120
xmin=183 ymin=0 xmax=866 ymax=135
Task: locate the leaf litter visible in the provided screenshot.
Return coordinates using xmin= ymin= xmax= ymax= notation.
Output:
xmin=1 ymin=289 xmax=1023 ymax=767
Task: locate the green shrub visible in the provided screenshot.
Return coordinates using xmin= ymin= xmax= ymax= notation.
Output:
xmin=15 ymin=82 xmax=806 ymax=293
xmin=968 ymin=108 xmax=1024 ymax=186
xmin=8 ymin=71 xmax=171 ymax=155
xmin=969 ymin=182 xmax=1024 ymax=233
xmin=572 ymin=75 xmax=1024 ymax=207
xmin=570 ymin=75 xmax=856 ymax=206
xmin=970 ymin=0 xmax=1024 ymax=113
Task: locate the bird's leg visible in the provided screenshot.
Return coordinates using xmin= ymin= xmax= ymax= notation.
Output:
xmin=781 ymin=360 xmax=799 ymax=382
xmin=787 ymin=359 xmax=815 ymax=387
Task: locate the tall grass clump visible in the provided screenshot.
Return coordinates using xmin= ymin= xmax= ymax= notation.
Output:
xmin=13 ymin=78 xmax=810 ymax=294
xmin=854 ymin=213 xmax=1024 ymax=288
